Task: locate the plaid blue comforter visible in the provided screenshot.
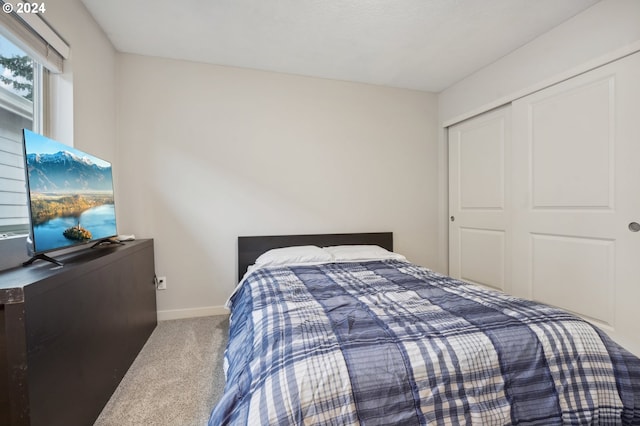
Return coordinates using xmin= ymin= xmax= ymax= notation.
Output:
xmin=209 ymin=260 xmax=640 ymax=425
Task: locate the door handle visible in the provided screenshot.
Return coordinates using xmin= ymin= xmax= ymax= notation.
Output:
xmin=629 ymin=222 xmax=640 ymax=232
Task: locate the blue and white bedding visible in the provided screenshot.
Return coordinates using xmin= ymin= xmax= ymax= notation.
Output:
xmin=209 ymin=260 xmax=640 ymax=425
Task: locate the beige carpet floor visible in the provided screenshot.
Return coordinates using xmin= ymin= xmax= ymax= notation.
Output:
xmin=94 ymin=315 xmax=229 ymax=426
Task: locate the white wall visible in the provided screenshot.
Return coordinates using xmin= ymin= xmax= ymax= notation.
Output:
xmin=116 ymin=54 xmax=438 ymax=317
xmin=45 ymin=0 xmax=117 ymax=161
xmin=436 ymin=0 xmax=640 ymax=274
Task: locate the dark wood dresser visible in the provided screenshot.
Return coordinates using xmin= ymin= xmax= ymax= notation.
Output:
xmin=0 ymin=239 xmax=157 ymax=426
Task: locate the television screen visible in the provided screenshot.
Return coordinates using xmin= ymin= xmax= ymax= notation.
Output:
xmin=22 ymin=129 xmax=117 ymax=255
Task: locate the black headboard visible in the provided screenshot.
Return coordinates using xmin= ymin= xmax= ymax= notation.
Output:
xmin=237 ymin=232 xmax=393 ymax=280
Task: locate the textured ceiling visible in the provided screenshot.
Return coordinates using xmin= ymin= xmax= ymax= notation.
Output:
xmin=81 ymin=0 xmax=600 ymax=92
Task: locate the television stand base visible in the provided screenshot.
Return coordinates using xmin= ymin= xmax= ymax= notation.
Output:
xmin=23 ymin=253 xmax=64 ymax=267
xmin=91 ymin=238 xmax=125 ymax=249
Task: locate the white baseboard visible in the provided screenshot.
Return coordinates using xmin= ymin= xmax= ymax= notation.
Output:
xmin=157 ymin=305 xmax=229 ymax=321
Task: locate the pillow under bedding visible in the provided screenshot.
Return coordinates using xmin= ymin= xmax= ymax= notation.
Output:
xmin=322 ymin=245 xmax=407 ymax=262
xmin=254 ymin=245 xmax=333 ymax=268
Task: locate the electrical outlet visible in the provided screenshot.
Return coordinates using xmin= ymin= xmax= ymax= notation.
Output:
xmin=157 ymin=276 xmax=167 ymax=290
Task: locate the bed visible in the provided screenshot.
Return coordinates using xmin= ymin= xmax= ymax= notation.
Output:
xmin=209 ymin=232 xmax=640 ymax=425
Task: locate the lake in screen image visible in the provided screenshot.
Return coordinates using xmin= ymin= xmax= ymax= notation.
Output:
xmin=32 ymin=203 xmax=117 ymax=252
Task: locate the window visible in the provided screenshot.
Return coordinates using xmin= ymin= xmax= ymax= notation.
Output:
xmin=0 ymin=7 xmax=69 ymax=245
xmin=0 ymin=33 xmax=42 ymax=236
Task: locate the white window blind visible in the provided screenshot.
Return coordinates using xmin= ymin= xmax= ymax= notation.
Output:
xmin=0 ymin=1 xmax=69 ymax=73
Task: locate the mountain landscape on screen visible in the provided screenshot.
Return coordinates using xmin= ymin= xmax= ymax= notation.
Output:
xmin=26 ymin=151 xmax=113 ymax=192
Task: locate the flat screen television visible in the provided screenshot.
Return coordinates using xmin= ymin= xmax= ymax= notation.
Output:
xmin=22 ymin=129 xmax=118 ymax=266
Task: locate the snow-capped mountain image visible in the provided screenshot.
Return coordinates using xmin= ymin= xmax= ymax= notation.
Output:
xmin=26 ymin=150 xmax=113 ymax=192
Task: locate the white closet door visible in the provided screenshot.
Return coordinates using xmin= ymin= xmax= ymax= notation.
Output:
xmin=512 ymin=52 xmax=640 ymax=356
xmin=449 ymin=106 xmax=511 ymax=292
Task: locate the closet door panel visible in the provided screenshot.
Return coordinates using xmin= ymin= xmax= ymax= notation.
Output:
xmin=530 ymin=234 xmax=614 ymax=326
xmin=512 ymin=52 xmax=640 ymax=355
xmin=530 ymin=77 xmax=613 ymax=208
xmin=449 ymin=106 xmax=511 ymax=292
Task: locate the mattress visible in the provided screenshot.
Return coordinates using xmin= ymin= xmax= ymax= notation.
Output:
xmin=209 ymin=259 xmax=640 ymax=425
